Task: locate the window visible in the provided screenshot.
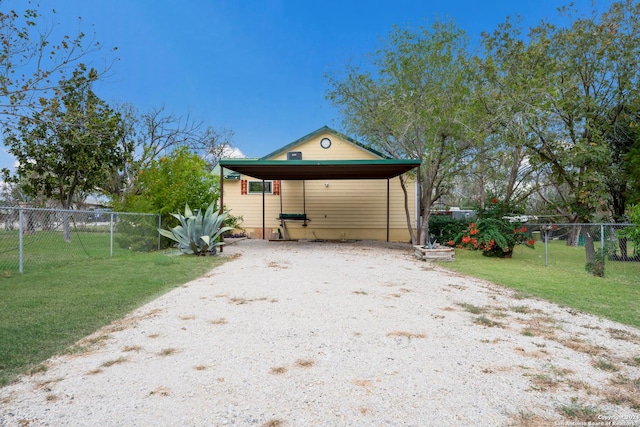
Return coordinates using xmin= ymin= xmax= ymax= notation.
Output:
xmin=248 ymin=181 xmax=273 ymax=194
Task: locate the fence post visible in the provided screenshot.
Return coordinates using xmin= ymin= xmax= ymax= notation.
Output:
xmin=110 ymin=213 xmax=114 ymax=257
xmin=19 ymin=208 xmax=24 ymax=273
xmin=158 ymin=214 xmax=162 ymax=251
xmin=600 ymin=223 xmax=605 ymax=254
xmin=544 ymin=227 xmax=549 ymax=268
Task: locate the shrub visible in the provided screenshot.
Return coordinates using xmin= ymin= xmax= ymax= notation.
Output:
xmin=617 ymin=203 xmax=640 ymax=252
xmin=448 ymin=198 xmax=534 ymax=258
xmin=158 ymin=203 xmax=233 ymax=255
xmin=115 ymin=215 xmax=159 ymax=252
xmin=429 ymin=214 xmax=471 ymax=245
xmin=114 ymin=147 xmax=219 ymax=250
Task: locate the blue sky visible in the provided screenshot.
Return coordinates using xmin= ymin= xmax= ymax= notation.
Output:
xmin=1 ymin=0 xmax=614 ymax=171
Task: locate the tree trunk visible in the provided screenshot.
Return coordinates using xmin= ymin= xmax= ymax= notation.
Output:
xmin=420 ymin=211 xmax=430 ymax=246
xmin=61 ymin=208 xmax=72 ymax=243
xmin=610 ymin=186 xmax=629 ymax=259
xmin=419 ymin=194 xmax=434 ymax=246
xmin=583 ymin=224 xmax=604 ymax=277
xmin=567 ymin=226 xmax=581 ymax=247
xmin=619 ymin=238 xmax=628 ymax=259
xmin=399 ymin=176 xmax=416 ymax=244
xmin=583 ymin=227 xmax=595 ymax=264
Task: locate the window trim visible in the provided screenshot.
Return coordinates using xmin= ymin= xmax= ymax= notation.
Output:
xmin=248 ymin=180 xmax=273 ymax=194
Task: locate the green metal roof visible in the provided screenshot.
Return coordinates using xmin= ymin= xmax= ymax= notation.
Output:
xmin=218 ymin=159 xmax=421 ymax=181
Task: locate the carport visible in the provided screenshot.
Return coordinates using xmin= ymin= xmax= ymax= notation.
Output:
xmin=218 ymin=158 xmax=421 ymax=242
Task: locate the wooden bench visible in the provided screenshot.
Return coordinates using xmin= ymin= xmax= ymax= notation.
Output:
xmin=278 ymin=214 xmax=310 ymax=240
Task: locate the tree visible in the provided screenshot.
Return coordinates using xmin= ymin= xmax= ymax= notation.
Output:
xmin=0 ymin=1 xmax=115 ymax=126
xmin=326 ymin=20 xmax=477 ymax=245
xmin=469 ymin=45 xmax=540 ymax=212
xmin=115 ymin=146 xmax=217 ymax=222
xmin=616 ymin=203 xmax=640 ymax=259
xmin=113 ymin=146 xmax=218 ymax=250
xmin=602 ymin=103 xmax=640 ymax=221
xmin=105 ymin=105 xmax=235 ymax=205
xmin=3 ymin=65 xmax=125 ymax=241
xmin=482 ymin=1 xmax=640 ymax=275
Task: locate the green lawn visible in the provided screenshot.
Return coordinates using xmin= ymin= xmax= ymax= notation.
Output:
xmin=0 ymin=250 xmax=226 ymax=386
xmin=444 ymin=241 xmax=640 ymax=328
xmin=0 ymin=228 xmax=143 ymax=274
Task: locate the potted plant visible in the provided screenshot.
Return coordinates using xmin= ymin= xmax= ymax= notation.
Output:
xmin=414 ymin=236 xmax=455 ymax=261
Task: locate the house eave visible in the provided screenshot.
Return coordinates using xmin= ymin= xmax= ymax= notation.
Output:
xmin=218 ymin=159 xmax=421 ymax=181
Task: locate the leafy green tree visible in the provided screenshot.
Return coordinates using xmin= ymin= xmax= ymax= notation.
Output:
xmin=469 ymin=46 xmax=540 ymax=212
xmin=3 ymin=65 xmax=125 ymax=241
xmin=326 ymin=20 xmax=477 ymax=245
xmin=617 ymin=203 xmax=640 ymax=259
xmin=482 ymin=1 xmax=640 ymax=274
xmin=0 ymin=1 xmax=115 ymax=125
xmin=104 ymin=105 xmax=235 ymax=205
xmin=114 ymin=147 xmax=218 ymax=248
xmin=603 ymin=103 xmax=640 ymax=219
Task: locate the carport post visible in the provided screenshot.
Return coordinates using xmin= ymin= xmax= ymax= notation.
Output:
xmin=220 ymin=166 xmax=224 ymax=253
xmin=262 ymin=179 xmax=266 ymax=240
xmin=386 ymin=178 xmax=390 ymax=242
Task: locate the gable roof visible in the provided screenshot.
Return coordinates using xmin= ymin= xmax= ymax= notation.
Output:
xmin=218 ymin=126 xmax=420 ymax=181
xmin=260 ymin=126 xmax=388 ymax=160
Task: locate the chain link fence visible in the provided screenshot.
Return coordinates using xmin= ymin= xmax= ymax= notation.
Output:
xmin=0 ymin=207 xmax=161 ymax=274
xmin=525 ymin=223 xmax=639 ymax=276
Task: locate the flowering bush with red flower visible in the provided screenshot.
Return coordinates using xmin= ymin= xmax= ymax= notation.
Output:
xmin=449 ymin=218 xmax=534 ymax=257
xmin=447 ymin=198 xmax=534 ymax=258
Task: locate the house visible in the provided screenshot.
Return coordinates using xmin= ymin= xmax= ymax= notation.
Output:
xmin=218 ymin=127 xmax=420 ymax=242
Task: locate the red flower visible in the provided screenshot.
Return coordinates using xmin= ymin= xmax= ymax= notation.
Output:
xmin=447 ymin=240 xmax=454 ymax=246
xmin=461 ymin=236 xmax=471 ymax=244
xmin=470 ymin=228 xmax=478 ymax=235
xmin=491 ymin=197 xmax=498 ymax=203
xmin=527 ymin=239 xmax=536 ymax=247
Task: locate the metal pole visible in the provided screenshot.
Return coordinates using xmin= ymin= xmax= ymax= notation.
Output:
xmin=386 ymin=179 xmax=390 ymax=242
xmin=262 ymin=179 xmax=266 ymax=240
xmin=158 ymin=214 xmax=162 ymax=251
xmin=219 ymin=166 xmax=224 ymax=252
xmin=600 ymin=223 xmax=605 ymax=256
xmin=416 ymin=165 xmax=422 ymax=243
xmin=110 ymin=213 xmax=114 ymax=257
xmin=19 ymin=208 xmax=24 ymax=273
xmin=302 ymin=180 xmax=306 ymax=218
xmin=544 ymin=228 xmax=549 ymax=268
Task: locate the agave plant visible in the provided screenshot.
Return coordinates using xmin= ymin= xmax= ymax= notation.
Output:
xmin=159 ymin=203 xmax=234 ymax=255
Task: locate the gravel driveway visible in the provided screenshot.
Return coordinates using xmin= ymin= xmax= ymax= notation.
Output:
xmin=1 ymin=239 xmax=640 ymax=427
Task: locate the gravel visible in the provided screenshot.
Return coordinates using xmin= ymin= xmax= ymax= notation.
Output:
xmin=2 ymin=239 xmax=640 ymax=427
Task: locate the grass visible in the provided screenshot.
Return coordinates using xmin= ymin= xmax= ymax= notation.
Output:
xmin=0 ymin=249 xmax=226 ymax=386
xmin=456 ymin=302 xmax=486 ymax=314
xmin=557 ymin=399 xmax=603 ymax=422
xmin=473 ymin=315 xmax=504 ymax=328
xmin=444 ymin=241 xmax=640 ymax=328
xmin=0 ymin=230 xmax=129 ymax=274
